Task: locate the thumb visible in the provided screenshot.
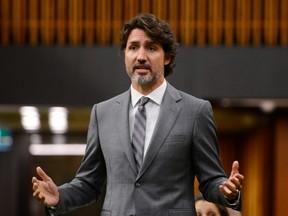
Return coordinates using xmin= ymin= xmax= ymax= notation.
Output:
xmin=36 ymin=166 xmax=51 ymax=182
xmin=231 ymin=161 xmax=239 ymax=176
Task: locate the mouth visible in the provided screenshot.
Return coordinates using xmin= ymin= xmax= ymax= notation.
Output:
xmin=133 ymin=64 xmax=151 ymax=73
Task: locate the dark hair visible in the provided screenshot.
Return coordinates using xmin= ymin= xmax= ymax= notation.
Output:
xmin=120 ymin=13 xmax=179 ymax=77
xmin=195 ymin=194 xmax=230 ymax=216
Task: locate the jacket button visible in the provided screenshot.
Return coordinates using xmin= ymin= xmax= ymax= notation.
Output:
xmin=135 ymin=182 xmax=141 ymax=187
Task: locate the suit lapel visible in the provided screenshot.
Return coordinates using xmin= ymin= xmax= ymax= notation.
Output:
xmin=138 ymin=84 xmax=182 ymax=179
xmin=116 ymin=90 xmax=138 ymax=175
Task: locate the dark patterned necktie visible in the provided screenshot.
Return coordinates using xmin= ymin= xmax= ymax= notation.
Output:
xmin=132 ymin=97 xmax=150 ymax=172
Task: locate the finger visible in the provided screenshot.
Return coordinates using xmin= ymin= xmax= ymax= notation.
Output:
xmin=231 ymin=161 xmax=239 ymax=176
xmin=231 ymin=173 xmax=244 ymax=184
xmin=223 ymin=180 xmax=237 ymax=193
xmin=33 ymin=189 xmax=46 ymax=205
xmin=36 ymin=166 xmax=51 ymax=182
xmin=219 ymin=183 xmax=239 ymax=200
xmin=229 ymin=177 xmax=243 ymax=191
xmin=33 ymin=182 xmax=39 ymax=191
xmin=32 ymin=176 xmax=40 ymax=185
xmin=219 ymin=184 xmax=233 ymax=198
xmin=36 ymin=193 xmax=45 ymax=204
xmin=219 ymin=184 xmax=229 ymax=194
xmin=33 ymin=189 xmax=40 ymax=198
xmin=236 ymin=173 xmax=245 ymax=182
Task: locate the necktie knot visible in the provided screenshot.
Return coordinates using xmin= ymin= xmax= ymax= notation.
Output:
xmin=138 ymin=97 xmax=149 ymax=110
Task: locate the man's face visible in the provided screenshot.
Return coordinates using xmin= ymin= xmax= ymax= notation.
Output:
xmin=125 ymin=28 xmax=170 ymax=87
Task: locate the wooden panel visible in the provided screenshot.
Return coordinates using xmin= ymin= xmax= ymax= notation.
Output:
xmin=252 ymin=0 xmax=262 ymax=46
xmin=40 ymin=0 xmax=55 ymax=45
xmin=83 ymin=0 xmax=95 ymax=45
xmin=196 ymin=0 xmax=207 ymax=46
xmin=95 ymin=0 xmax=111 ymax=44
xmin=12 ymin=0 xmax=27 ymax=45
xmin=124 ymin=0 xmax=140 ymax=21
xmin=112 ymin=0 xmax=123 ymax=44
xmin=264 ymin=0 xmax=279 ymax=46
xmin=140 ymin=0 xmax=151 ymax=13
xmin=179 ymin=0 xmax=196 ymax=45
xmin=152 ymin=0 xmax=167 ymax=20
xmin=236 ymin=0 xmax=251 ymax=46
xmin=223 ymin=0 xmax=234 ymax=46
xmin=56 ymin=0 xmax=67 ymax=46
xmin=280 ymin=0 xmax=288 ymax=46
xmin=0 ymin=0 xmax=10 ymax=45
xmin=168 ymin=0 xmax=179 ymax=40
xmin=274 ymin=118 xmax=288 ymax=216
xmin=241 ymin=126 xmax=272 ymax=216
xmin=28 ymin=0 xmax=39 ymax=46
xmin=208 ymin=0 xmax=223 ymax=46
xmin=1 ymin=0 xmax=287 ymax=46
xmin=69 ymin=0 xmax=83 ymax=46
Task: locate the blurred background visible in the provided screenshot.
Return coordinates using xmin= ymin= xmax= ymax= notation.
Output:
xmin=0 ymin=0 xmax=288 ymax=215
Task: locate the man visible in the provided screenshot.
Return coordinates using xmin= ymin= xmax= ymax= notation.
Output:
xmin=32 ymin=13 xmax=244 ymax=216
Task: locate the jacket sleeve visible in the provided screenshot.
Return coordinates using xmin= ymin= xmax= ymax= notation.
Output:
xmin=193 ymin=100 xmax=242 ymax=211
xmin=52 ymin=104 xmax=107 ymax=215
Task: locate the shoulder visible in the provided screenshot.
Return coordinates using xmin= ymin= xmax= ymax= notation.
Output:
xmin=89 ymin=90 xmax=130 ymax=121
xmin=167 ymin=82 xmax=210 ymax=108
xmin=96 ymin=90 xmax=130 ymax=106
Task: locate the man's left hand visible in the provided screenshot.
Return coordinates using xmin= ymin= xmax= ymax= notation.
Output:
xmin=219 ymin=161 xmax=244 ymax=200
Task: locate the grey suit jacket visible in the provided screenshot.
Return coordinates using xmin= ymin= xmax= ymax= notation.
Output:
xmin=52 ymin=83 xmax=241 ymax=216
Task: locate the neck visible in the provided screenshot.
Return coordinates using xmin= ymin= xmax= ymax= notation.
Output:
xmin=132 ymin=78 xmax=164 ymax=95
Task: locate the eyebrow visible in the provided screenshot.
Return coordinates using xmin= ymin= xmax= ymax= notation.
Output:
xmin=128 ymin=40 xmax=159 ymax=46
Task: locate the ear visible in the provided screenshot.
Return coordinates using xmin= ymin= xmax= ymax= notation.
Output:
xmin=164 ymin=57 xmax=171 ymax=65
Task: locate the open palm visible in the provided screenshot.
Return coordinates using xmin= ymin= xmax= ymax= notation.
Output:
xmin=32 ymin=167 xmax=59 ymax=207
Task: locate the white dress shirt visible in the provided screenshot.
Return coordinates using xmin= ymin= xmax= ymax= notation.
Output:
xmin=129 ymin=80 xmax=167 ymax=157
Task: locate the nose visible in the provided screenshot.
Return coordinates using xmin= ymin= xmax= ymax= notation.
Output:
xmin=137 ymin=47 xmax=147 ymax=63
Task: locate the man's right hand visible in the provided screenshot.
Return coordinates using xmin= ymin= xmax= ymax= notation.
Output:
xmin=32 ymin=166 xmax=59 ymax=207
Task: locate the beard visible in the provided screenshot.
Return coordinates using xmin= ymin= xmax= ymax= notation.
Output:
xmin=127 ymin=64 xmax=163 ymax=86
xmin=130 ymin=72 xmax=160 ymax=85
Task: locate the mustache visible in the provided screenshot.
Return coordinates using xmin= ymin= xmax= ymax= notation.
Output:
xmin=133 ymin=62 xmax=151 ymax=71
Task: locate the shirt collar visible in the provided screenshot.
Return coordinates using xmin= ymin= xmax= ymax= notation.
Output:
xmin=131 ymin=79 xmax=167 ymax=107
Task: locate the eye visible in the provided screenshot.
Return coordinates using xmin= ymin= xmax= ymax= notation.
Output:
xmin=128 ymin=45 xmax=138 ymax=51
xmin=207 ymin=212 xmax=216 ymax=216
xmin=147 ymin=46 xmax=156 ymax=52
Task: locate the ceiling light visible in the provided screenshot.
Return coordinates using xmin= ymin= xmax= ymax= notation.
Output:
xmin=259 ymin=100 xmax=276 ymax=113
xmin=19 ymin=106 xmax=41 ymax=131
xmin=49 ymin=107 xmax=68 ymax=134
xmin=29 ymin=143 xmax=86 ymax=156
